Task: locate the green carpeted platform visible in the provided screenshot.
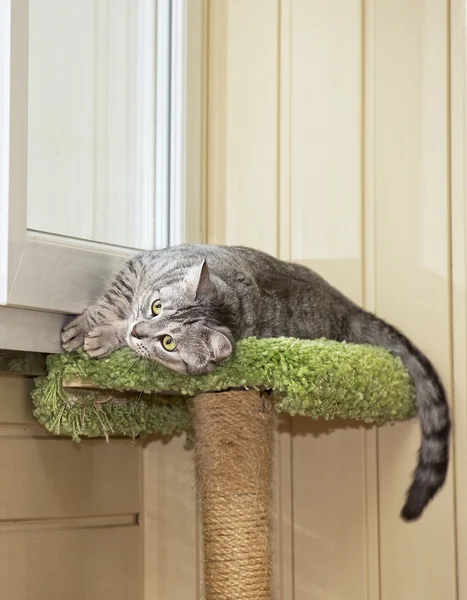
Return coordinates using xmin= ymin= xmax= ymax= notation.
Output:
xmin=31 ymin=337 xmax=416 ymax=442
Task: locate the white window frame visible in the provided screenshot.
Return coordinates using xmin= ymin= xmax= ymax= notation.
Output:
xmin=156 ymin=0 xmax=188 ymax=248
xmin=0 ymin=0 xmax=204 ymax=352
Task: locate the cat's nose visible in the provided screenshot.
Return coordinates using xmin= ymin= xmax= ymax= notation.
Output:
xmin=131 ymin=324 xmax=142 ymax=339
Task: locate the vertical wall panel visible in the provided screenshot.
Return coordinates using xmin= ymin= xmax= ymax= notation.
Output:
xmin=450 ymin=0 xmax=467 ymax=596
xmin=372 ymin=1 xmax=456 ymax=598
xmin=292 ymin=420 xmax=371 ymax=599
xmin=276 ymin=3 xmax=295 ymax=597
xmin=207 ymin=0 xmax=279 ymax=254
xmin=287 ymin=1 xmax=371 ymax=599
xmin=206 ymin=5 xmax=289 ymax=600
xmin=362 ymin=1 xmax=381 ymax=597
xmin=289 ymin=0 xmax=363 ymax=300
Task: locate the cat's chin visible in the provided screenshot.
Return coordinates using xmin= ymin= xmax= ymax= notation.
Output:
xmin=144 ymin=353 xmax=191 ymax=375
xmin=148 ymin=354 xmax=216 ymax=376
xmin=185 ymin=363 xmax=216 ymax=376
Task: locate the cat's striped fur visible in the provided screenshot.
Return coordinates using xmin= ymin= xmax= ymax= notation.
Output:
xmin=62 ymin=244 xmax=450 ymax=521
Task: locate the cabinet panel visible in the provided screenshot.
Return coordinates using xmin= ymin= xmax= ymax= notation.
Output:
xmin=0 ymin=374 xmax=35 ymax=423
xmin=0 ymin=525 xmax=140 ymax=600
xmin=0 ymin=438 xmax=140 ymax=520
xmin=0 ymin=371 xmax=143 ymax=598
xmin=143 ymin=436 xmax=199 ymax=600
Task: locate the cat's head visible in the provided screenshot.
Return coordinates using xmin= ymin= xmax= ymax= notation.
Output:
xmin=127 ymin=260 xmax=235 ymax=375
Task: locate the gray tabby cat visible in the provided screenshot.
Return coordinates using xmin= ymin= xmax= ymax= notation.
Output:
xmin=62 ymin=244 xmax=450 ymax=521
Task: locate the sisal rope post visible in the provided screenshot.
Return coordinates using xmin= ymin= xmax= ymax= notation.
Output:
xmin=193 ymin=390 xmax=273 ymax=600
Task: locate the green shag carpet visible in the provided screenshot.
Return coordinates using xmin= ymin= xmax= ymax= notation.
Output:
xmin=31 ymin=337 xmax=416 ymax=442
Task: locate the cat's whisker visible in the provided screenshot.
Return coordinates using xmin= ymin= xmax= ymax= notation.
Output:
xmin=120 ymin=356 xmax=140 ymax=381
xmin=140 ymin=360 xmax=148 ymax=397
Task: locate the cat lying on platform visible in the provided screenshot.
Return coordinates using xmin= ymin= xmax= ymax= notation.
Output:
xmin=61 ymin=243 xmax=450 ymax=522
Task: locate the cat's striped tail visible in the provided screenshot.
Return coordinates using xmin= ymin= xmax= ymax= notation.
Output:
xmin=349 ymin=311 xmax=450 ymax=521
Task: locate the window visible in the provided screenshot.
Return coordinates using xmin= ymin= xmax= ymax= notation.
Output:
xmin=0 ymin=0 xmax=202 ymax=319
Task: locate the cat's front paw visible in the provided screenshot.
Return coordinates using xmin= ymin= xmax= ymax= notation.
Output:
xmin=84 ymin=324 xmax=126 ymax=358
xmin=61 ymin=312 xmax=90 ymax=352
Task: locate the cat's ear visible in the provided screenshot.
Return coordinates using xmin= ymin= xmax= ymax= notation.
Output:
xmin=207 ymin=327 xmax=233 ymax=362
xmin=186 ymin=260 xmax=216 ymax=299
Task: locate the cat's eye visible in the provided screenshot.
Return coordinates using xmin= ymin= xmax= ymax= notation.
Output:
xmin=161 ymin=335 xmax=176 ymax=352
xmin=151 ymin=300 xmax=162 ymax=316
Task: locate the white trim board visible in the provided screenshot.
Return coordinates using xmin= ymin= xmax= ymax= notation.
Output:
xmin=0 ymin=306 xmax=66 ymax=353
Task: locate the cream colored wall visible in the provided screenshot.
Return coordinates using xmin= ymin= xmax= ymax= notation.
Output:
xmin=0 ymin=376 xmax=142 ymax=599
xmin=206 ymin=0 xmax=461 ymax=598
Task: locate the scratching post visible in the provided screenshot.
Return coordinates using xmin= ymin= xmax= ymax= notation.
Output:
xmin=194 ymin=391 xmax=273 ymax=600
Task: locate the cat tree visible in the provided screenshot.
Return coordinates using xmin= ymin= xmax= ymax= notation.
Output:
xmin=32 ymin=337 xmax=415 ymax=599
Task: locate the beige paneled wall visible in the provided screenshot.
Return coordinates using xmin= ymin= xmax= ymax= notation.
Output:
xmin=206 ymin=0 xmax=460 ymax=598
xmin=1 ymin=2 xmax=461 ymax=598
